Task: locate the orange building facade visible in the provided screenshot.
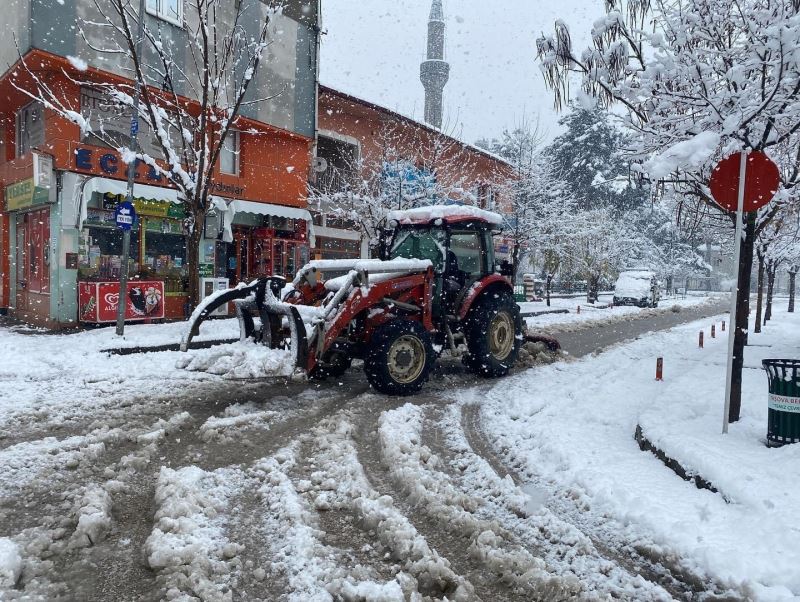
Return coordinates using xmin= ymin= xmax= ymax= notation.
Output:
xmin=1 ymin=46 xmax=316 ymax=327
xmin=311 ymin=86 xmax=515 ymax=260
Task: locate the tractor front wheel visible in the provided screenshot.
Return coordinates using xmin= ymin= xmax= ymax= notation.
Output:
xmin=464 ymin=293 xmax=522 ymax=377
xmin=365 ymin=320 xmax=435 ymax=395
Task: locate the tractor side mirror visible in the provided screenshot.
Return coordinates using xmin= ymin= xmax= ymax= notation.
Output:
xmin=499 ymin=260 xmax=514 ymax=278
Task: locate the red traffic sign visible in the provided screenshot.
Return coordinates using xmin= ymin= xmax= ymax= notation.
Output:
xmin=709 ymin=151 xmax=779 ymax=212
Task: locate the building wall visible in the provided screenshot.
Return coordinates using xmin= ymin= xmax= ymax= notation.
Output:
xmin=317 ymin=88 xmax=514 ymax=210
xmin=4 ymin=0 xmax=318 ymax=139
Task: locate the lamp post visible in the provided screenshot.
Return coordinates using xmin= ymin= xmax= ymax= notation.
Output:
xmin=116 ymin=0 xmax=147 ymax=336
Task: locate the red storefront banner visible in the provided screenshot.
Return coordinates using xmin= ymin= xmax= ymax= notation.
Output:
xmin=78 ymin=281 xmax=165 ymax=322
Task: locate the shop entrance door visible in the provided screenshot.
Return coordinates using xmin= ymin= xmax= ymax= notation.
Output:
xmin=15 ymin=220 xmax=26 ymax=312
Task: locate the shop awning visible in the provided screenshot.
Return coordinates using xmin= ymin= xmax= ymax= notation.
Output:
xmin=84 ymin=177 xmax=181 ymax=204
xmin=64 ymin=175 xmax=183 ymax=230
xmin=222 ymin=199 xmax=316 ymax=245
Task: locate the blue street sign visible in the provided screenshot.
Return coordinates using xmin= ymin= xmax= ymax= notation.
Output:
xmin=131 ymin=118 xmax=139 ymax=136
xmin=115 ymin=201 xmax=136 ymax=231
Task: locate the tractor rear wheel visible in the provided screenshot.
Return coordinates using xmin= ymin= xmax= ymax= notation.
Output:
xmin=365 ymin=320 xmax=435 ymax=395
xmin=464 ymin=292 xmax=522 ymax=377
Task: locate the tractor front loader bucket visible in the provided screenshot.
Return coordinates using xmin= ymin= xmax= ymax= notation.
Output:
xmin=180 ymin=277 xmax=309 ymax=375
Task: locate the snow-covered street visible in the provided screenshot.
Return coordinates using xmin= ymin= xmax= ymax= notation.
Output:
xmin=6 ymin=295 xmax=788 ymax=601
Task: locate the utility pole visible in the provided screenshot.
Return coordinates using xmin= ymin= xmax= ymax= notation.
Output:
xmin=116 ymin=0 xmax=147 ymax=336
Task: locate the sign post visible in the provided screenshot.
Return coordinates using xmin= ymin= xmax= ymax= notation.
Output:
xmin=722 ymin=151 xmax=747 ymax=435
xmin=709 ymin=150 xmax=780 ymax=433
xmin=116 ymin=0 xmax=148 ymax=336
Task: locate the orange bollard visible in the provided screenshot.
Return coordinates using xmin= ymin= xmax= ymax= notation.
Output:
xmin=656 ymin=357 xmax=664 ymax=381
xmin=711 ymin=324 xmax=716 ymax=338
xmin=722 ymin=320 xmax=726 ymax=332
xmin=699 ymin=331 xmax=704 ymax=348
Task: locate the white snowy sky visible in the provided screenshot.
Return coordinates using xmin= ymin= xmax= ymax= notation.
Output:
xmin=319 ymin=0 xmax=603 ymax=145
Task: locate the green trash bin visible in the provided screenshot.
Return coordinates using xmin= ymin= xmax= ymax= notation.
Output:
xmin=762 ymin=359 xmax=800 ymax=446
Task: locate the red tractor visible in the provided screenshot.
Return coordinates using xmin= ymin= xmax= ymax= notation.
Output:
xmin=182 ymin=205 xmax=523 ymax=395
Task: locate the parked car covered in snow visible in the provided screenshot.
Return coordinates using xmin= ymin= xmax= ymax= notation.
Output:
xmin=613 ymin=270 xmax=660 ymax=308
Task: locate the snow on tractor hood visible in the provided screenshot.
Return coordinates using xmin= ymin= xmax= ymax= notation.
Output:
xmin=387 ymin=205 xmax=504 ymax=226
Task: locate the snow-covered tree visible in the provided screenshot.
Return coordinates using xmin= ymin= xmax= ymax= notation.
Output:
xmin=547 ymin=105 xmax=648 ymax=213
xmin=310 ymin=117 xmax=506 ymax=255
xmin=536 ymin=0 xmax=800 ymax=422
xmin=12 ymin=0 xmax=274 ymax=308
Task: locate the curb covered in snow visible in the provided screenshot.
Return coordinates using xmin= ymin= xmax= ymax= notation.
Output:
xmin=634 ymin=425 xmax=724 ymax=498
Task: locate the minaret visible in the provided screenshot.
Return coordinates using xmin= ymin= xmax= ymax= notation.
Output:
xmin=420 ymin=0 xmax=449 ymax=129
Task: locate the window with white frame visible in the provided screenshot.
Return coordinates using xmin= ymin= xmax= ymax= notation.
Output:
xmin=146 ymin=0 xmax=183 ymax=25
xmin=220 ymin=130 xmax=240 ymax=176
xmin=16 ymin=102 xmax=44 ymax=157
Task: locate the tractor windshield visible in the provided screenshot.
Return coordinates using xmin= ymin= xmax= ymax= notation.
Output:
xmin=389 ymin=227 xmax=446 ymax=273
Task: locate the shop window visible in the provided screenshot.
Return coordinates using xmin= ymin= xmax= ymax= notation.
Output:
xmin=16 ymin=102 xmax=44 ymax=157
xmin=220 ymin=130 xmax=240 ymax=176
xmin=78 ymin=198 xmax=187 ymax=294
xmin=147 ymin=0 xmax=183 ymax=25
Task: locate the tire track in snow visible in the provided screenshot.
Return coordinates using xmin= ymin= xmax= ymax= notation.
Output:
xmin=460 ymin=400 xmax=740 ymax=601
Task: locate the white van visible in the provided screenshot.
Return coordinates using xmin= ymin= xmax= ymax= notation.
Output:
xmin=613 ymin=270 xmax=660 ymax=308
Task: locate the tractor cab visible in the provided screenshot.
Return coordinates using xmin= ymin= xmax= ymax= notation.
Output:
xmin=383 ymin=207 xmax=504 ymax=321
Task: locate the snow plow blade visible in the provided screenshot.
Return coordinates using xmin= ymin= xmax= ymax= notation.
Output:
xmin=180 ymin=277 xmax=309 ymax=374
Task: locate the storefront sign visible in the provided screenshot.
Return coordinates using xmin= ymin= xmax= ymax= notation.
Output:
xmin=79 ymin=280 xmax=165 ymax=322
xmin=4 ymin=178 xmax=50 ymax=211
xmin=210 ymin=181 xmax=246 ymax=197
xmin=102 ymin=194 xmax=185 ymax=219
xmin=75 ymin=147 xmax=165 ymax=183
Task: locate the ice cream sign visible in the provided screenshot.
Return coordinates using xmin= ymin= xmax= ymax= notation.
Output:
xmin=79 ymin=281 xmax=165 ymax=322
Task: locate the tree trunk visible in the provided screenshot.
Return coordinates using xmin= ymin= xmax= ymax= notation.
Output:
xmin=789 ymin=270 xmax=797 ymax=313
xmin=510 ymin=242 xmax=521 ymax=287
xmin=587 ymin=275 xmax=599 ymax=304
xmin=185 ymin=206 xmax=205 ymax=314
xmin=546 ymin=274 xmax=552 ymax=307
xmin=729 ymin=212 xmax=756 ymax=424
xmin=765 ymin=262 xmax=776 ymax=323
xmin=754 ymin=254 xmax=764 ymax=334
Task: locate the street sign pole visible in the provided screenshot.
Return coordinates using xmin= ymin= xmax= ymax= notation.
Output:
xmin=723 ymin=151 xmax=748 ymax=434
xmin=116 ymin=0 xmax=147 ymax=336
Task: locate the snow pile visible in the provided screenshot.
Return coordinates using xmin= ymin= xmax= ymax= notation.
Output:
xmin=480 ymin=307 xmax=800 ymax=599
xmin=0 ymin=537 xmax=22 ymax=588
xmin=70 ymin=484 xmax=113 ymax=548
xmin=136 ymin=411 xmax=192 ymax=445
xmin=176 ymin=341 xmax=294 ymax=379
xmin=387 ymin=204 xmax=503 ymax=226
xmin=66 ymin=55 xmax=88 ymax=71
xmin=199 ymin=404 xmax=279 ymax=443
xmin=145 ymin=466 xmax=243 ymax=601
xmin=643 ymin=132 xmax=720 ymax=179
xmin=0 ymin=434 xmax=108 ymax=496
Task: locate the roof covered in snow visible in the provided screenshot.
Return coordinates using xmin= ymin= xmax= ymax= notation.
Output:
xmin=387 ymin=205 xmax=504 ymax=226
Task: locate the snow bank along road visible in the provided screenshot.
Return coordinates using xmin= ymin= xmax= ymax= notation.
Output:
xmin=0 ymin=297 xmax=738 ymax=601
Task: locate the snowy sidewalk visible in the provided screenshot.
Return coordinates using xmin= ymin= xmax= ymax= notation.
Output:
xmin=520 ymin=293 xmax=725 ymax=332
xmin=479 ymin=304 xmax=800 ymax=600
